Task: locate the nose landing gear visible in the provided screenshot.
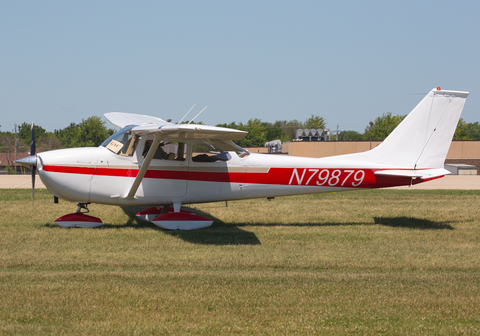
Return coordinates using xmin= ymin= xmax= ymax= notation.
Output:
xmin=54 ymin=203 xmax=103 ymax=228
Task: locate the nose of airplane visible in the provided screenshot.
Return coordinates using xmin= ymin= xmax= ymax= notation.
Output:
xmin=32 ymin=147 xmax=97 ymax=203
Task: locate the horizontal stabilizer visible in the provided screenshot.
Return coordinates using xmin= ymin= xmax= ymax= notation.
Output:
xmin=374 ymin=168 xmax=450 ymax=180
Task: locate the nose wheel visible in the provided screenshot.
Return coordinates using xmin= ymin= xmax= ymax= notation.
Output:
xmin=54 ymin=203 xmax=103 ymax=228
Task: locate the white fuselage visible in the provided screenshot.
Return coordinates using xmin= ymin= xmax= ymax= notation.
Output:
xmin=36 ymin=142 xmax=416 ymax=207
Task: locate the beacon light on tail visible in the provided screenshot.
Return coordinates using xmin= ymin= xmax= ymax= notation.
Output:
xmin=16 ymin=88 xmax=469 ymax=230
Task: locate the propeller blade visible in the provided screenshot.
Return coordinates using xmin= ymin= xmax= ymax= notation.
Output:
xmin=31 ymin=165 xmax=36 ymax=206
xmin=31 ymin=123 xmax=36 ymax=155
xmin=31 ymin=123 xmax=36 ymax=206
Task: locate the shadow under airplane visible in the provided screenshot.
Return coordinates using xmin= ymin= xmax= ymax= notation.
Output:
xmin=231 ymin=216 xmax=455 ymax=230
xmin=373 ymin=216 xmax=454 ymax=230
xmin=113 ymin=206 xmax=262 ymax=246
xmin=42 ymin=210 xmax=454 ymax=245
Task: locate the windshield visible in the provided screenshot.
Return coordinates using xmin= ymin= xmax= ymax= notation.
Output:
xmin=101 ymin=125 xmax=138 ymax=155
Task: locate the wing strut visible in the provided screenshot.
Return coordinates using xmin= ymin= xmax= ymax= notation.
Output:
xmin=124 ymin=133 xmax=162 ymax=201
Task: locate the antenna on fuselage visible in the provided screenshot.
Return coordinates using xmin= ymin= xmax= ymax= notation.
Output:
xmin=177 ymin=103 xmax=196 ymax=124
xmin=188 ymin=106 xmax=207 ymax=124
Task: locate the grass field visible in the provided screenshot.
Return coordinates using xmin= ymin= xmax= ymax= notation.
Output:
xmin=1 ymin=189 xmax=479 ymax=335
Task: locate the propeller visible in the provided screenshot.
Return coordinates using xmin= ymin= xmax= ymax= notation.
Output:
xmin=30 ymin=123 xmax=36 ymax=205
xmin=15 ymin=123 xmax=38 ymax=205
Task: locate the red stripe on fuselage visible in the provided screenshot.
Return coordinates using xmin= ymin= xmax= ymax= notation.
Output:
xmin=42 ymin=165 xmax=422 ymax=188
xmin=43 ymin=165 xmax=187 ymax=180
xmin=43 ymin=165 xmax=97 ymax=175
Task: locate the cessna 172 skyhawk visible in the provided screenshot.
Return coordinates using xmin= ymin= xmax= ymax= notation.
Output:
xmin=17 ymin=88 xmax=469 ymax=230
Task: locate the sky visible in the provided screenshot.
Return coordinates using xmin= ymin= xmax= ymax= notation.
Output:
xmin=1 ymin=0 xmax=479 ymax=134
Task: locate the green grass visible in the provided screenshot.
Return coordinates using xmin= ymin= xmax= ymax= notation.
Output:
xmin=1 ymin=189 xmax=479 ymax=335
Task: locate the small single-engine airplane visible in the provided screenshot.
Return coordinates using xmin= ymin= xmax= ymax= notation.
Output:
xmin=17 ymin=88 xmax=469 ymax=230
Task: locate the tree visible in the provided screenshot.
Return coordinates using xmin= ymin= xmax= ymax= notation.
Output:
xmin=465 ymin=122 xmax=480 ymax=140
xmin=55 ymin=117 xmax=114 ymax=148
xmin=37 ymin=133 xmax=63 ymax=151
xmin=0 ymin=132 xmax=15 ymax=167
xmin=275 ymin=119 xmax=303 ymax=140
xmin=217 ymin=118 xmax=290 ymax=147
xmin=17 ymin=122 xmax=47 ymax=147
xmin=216 ymin=121 xmax=240 ymax=130
xmin=453 ymin=118 xmax=469 ymax=140
xmin=453 ymin=119 xmax=480 ymax=140
xmin=238 ymin=119 xmax=268 ymax=147
xmin=55 ymin=123 xmax=81 ymax=148
xmin=363 ymin=112 xmax=406 ymax=141
xmin=15 ymin=123 xmax=63 ymax=152
xmin=264 ymin=126 xmax=289 ymax=143
xmin=74 ymin=116 xmax=114 ymax=147
xmin=338 ymin=130 xmax=363 ymax=141
xmin=304 ymin=115 xmax=326 ymax=129
xmin=180 ymin=120 xmax=205 ymax=125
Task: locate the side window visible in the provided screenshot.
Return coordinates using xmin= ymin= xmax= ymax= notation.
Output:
xmin=142 ymin=141 xmax=187 ymax=161
xmin=191 ymin=142 xmax=231 ymax=162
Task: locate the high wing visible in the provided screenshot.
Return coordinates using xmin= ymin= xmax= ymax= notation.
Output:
xmin=104 ymin=112 xmax=172 ymax=129
xmin=104 ymin=112 xmax=249 ymax=201
xmin=104 ymin=112 xmax=248 ymax=141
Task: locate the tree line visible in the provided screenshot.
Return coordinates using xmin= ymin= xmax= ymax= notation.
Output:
xmin=218 ymin=113 xmax=480 ymax=145
xmin=1 ymin=113 xmax=480 ymax=164
xmin=0 ymin=117 xmax=114 ymax=168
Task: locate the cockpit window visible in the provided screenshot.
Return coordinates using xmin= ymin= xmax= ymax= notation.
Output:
xmin=101 ymin=125 xmax=139 ymax=156
xmin=208 ymin=139 xmax=249 ymax=157
xmin=102 ymin=128 xmax=250 ymax=161
xmin=142 ymin=141 xmax=187 ymax=161
xmin=191 ymin=141 xmax=232 ymax=162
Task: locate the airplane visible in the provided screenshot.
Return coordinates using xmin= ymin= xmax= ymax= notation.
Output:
xmin=16 ymin=87 xmax=469 ymax=230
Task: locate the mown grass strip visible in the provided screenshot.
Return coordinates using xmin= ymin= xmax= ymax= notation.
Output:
xmin=1 ymin=189 xmax=479 ymax=334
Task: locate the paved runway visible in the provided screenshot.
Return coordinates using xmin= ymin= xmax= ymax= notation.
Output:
xmin=0 ymin=175 xmax=46 ymax=189
xmin=386 ymin=175 xmax=480 ymax=190
xmin=1 ymin=175 xmax=479 ymax=190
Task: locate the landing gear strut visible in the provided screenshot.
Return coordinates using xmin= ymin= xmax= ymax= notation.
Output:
xmin=77 ymin=203 xmax=90 ymax=213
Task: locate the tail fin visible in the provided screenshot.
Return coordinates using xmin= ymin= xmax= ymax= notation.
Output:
xmin=370 ymin=88 xmax=469 ymax=169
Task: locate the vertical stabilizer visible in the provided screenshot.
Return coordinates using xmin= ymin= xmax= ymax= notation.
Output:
xmin=371 ymin=88 xmax=469 ymax=169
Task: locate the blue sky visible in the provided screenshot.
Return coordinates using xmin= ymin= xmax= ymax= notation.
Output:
xmin=1 ymin=0 xmax=479 ymax=134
